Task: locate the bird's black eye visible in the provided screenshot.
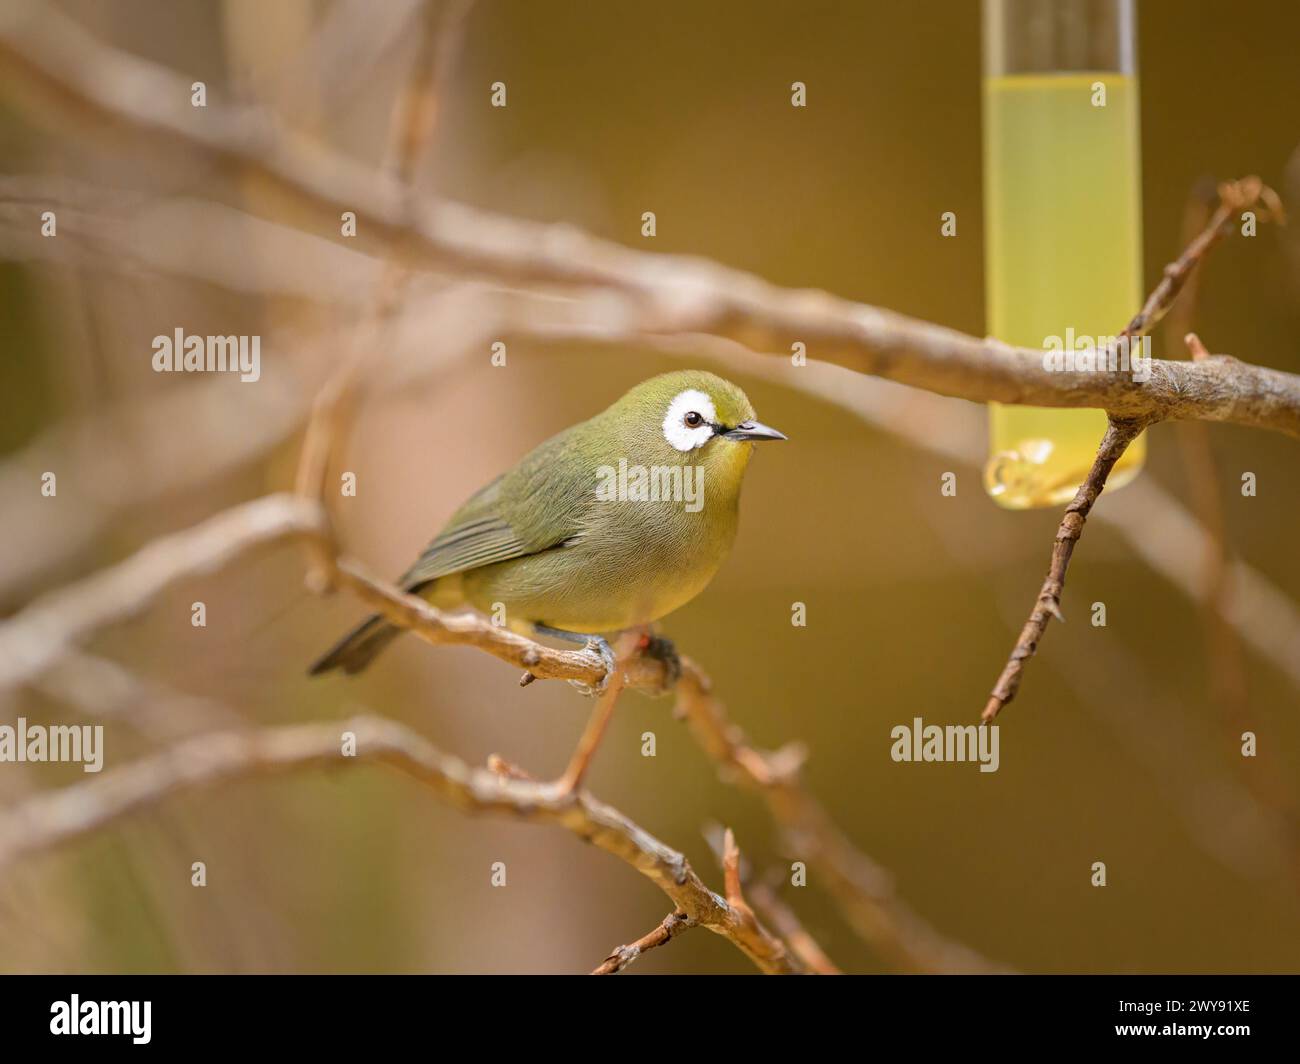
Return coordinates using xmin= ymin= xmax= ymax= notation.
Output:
xmin=684 ymin=411 xmax=704 ymax=428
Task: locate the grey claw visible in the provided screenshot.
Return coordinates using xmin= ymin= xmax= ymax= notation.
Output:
xmin=568 ymin=637 xmax=616 ymax=696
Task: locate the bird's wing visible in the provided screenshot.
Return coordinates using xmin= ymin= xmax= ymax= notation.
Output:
xmin=397 ymin=419 xmax=598 ymax=590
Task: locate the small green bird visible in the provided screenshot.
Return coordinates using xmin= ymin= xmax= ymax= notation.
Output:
xmin=308 ymin=369 xmax=786 ymax=684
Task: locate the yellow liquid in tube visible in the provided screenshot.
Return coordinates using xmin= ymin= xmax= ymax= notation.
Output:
xmin=983 ymin=72 xmax=1145 ymax=507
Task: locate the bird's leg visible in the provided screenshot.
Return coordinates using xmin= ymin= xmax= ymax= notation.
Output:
xmin=555 ymin=668 xmax=628 ymax=795
xmin=634 ymin=625 xmax=682 ymax=693
xmin=550 ymin=630 xmax=637 ymax=795
xmin=533 ymin=624 xmax=617 ymax=696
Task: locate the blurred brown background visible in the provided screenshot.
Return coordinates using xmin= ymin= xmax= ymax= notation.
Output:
xmin=1 ymin=0 xmax=1297 ymax=973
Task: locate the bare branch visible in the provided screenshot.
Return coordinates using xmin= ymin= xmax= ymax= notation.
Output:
xmin=1119 ymin=176 xmax=1284 ymax=342
xmin=294 ymin=0 xmax=428 ymax=118
xmin=982 ymin=417 xmax=1148 ymax=723
xmin=332 ymin=556 xmax=625 ymax=685
xmin=5 ymin=278 xmax=1295 ymax=702
xmin=3 ymin=0 xmax=1293 ymax=975
xmin=294 ymin=1 xmax=465 ymax=590
xmin=27 ymin=651 xmax=243 ymax=736
xmin=0 ymin=494 xmax=662 ymax=695
xmin=714 ymin=827 xmax=803 ymax=974
xmin=702 ymin=825 xmax=841 ymax=975
xmin=2 ymin=6 xmax=1298 ymax=437
xmin=1167 ymin=188 xmax=1250 ymax=720
xmin=717 ymin=353 xmax=1300 ymax=696
xmin=0 ymin=714 xmax=799 ymax=974
xmin=0 ymin=481 xmax=990 ymax=970
xmin=591 ymin=911 xmax=694 ymax=975
xmin=1163 ymin=186 xmax=1300 ymax=890
xmin=745 ymin=880 xmax=842 ymax=976
xmin=0 ymin=495 xmax=325 ymax=691
xmin=675 ymin=664 xmax=1008 ymax=973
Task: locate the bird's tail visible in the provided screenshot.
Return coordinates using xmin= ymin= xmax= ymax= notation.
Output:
xmin=308 ymin=614 xmax=403 ymax=676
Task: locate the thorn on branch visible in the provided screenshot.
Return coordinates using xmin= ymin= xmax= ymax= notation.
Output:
xmin=722 ymin=828 xmax=752 ymax=919
xmin=1185 ymin=332 xmax=1212 ymax=361
xmin=487 ymin=754 xmax=537 ymax=782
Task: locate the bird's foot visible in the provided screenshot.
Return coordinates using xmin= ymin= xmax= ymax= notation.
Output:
xmin=570 ymin=636 xmax=617 ymax=697
xmin=636 ymin=629 xmax=682 ymax=693
xmin=532 ymin=624 xmax=619 ymax=696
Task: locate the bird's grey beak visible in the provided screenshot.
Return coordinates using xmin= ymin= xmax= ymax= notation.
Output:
xmin=721 ymin=420 xmax=787 ymax=442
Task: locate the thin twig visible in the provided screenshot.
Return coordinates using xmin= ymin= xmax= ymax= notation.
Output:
xmin=1119 ymin=176 xmax=1285 ymax=342
xmin=702 ymin=826 xmax=841 ymax=975
xmin=591 ymin=911 xmax=694 ymax=975
xmin=293 ymin=0 xmax=462 ymax=591
xmin=1163 ymin=189 xmax=1300 ymax=889
xmin=982 ymin=417 xmax=1147 ymax=723
xmin=746 ymin=880 xmax=841 ymax=976
xmin=715 ymin=828 xmax=802 ymax=974
xmin=1166 ymin=187 xmax=1251 ymax=719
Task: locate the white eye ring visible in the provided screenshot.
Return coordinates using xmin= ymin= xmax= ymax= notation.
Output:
xmin=662 ymin=389 xmax=716 ymax=451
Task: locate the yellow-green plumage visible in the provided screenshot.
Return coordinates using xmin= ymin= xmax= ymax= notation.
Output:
xmin=309 ymin=370 xmax=783 ymax=675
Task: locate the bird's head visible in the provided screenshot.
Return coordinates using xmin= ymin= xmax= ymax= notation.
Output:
xmin=605 ymin=370 xmax=786 ymax=489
